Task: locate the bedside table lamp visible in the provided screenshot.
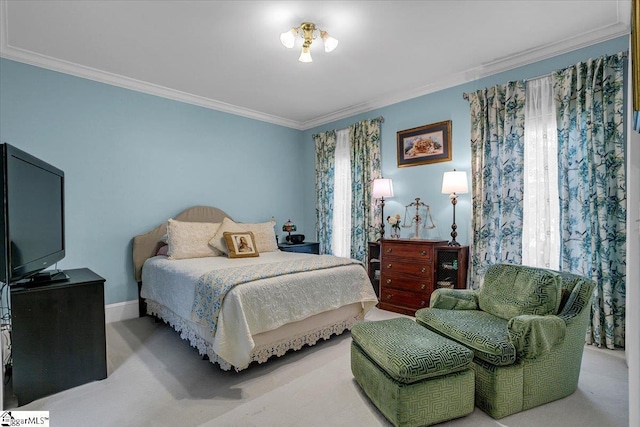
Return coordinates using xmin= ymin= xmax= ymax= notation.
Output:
xmin=372 ymin=178 xmax=394 ymax=239
xmin=283 ymin=219 xmax=297 ymax=243
xmin=441 ymin=170 xmax=468 ymax=246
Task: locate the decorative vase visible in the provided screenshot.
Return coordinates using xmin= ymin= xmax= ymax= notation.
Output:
xmin=391 ymin=227 xmax=401 ymax=239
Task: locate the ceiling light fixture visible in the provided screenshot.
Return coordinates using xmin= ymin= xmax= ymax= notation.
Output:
xmin=280 ymin=22 xmax=338 ymax=63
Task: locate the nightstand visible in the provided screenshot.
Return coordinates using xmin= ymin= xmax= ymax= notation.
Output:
xmin=278 ymin=242 xmax=320 ymax=254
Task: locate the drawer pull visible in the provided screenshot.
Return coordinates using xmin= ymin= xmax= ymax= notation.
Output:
xmin=387 ymin=264 xmax=392 ymax=269
xmin=421 ymin=267 xmax=426 ymax=273
xmin=386 ymin=294 xmax=392 ymax=300
xmin=420 ymin=300 xmax=426 ymax=306
xmin=420 ymin=250 xmax=427 ymax=256
xmin=386 ymin=248 xmax=393 ymax=253
xmin=386 ymin=279 xmax=392 ymax=284
xmin=420 ymin=284 xmax=426 ymax=290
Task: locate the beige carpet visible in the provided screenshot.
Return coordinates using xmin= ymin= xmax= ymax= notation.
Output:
xmin=8 ymin=308 xmax=628 ymax=427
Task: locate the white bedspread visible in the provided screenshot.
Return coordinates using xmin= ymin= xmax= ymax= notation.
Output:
xmin=141 ymin=251 xmax=378 ymax=368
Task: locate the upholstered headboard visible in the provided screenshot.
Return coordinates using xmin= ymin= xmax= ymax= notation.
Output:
xmin=132 ymin=205 xmax=232 ymax=282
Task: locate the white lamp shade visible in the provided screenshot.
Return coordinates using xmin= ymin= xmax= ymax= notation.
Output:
xmin=298 ymin=46 xmax=312 ymax=62
xmin=372 ymin=178 xmax=394 ymax=198
xmin=280 ymin=28 xmax=296 ymax=49
xmin=441 ymin=170 xmax=468 ymax=194
xmin=321 ymin=31 xmax=339 ymax=52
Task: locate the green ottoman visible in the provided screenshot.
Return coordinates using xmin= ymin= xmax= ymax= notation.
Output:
xmin=351 ymin=317 xmax=475 ymax=427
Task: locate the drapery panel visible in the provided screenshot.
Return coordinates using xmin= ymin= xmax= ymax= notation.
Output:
xmin=553 ymin=51 xmax=627 ymax=349
xmin=467 ymin=81 xmax=526 ymax=288
xmin=349 ymin=119 xmax=382 ymax=262
xmin=313 ymin=130 xmax=337 ymax=254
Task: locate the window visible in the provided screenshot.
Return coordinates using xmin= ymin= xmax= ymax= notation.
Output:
xmin=522 ymin=76 xmax=559 ymax=269
xmin=331 ymin=129 xmax=352 ymax=257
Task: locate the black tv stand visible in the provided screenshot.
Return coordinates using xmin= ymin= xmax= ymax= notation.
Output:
xmin=10 ymin=268 xmax=107 ymax=405
xmin=30 ymin=269 xmax=69 ymax=283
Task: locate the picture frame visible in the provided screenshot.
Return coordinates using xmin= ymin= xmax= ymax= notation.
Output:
xmin=223 ymin=231 xmax=259 ymax=258
xmin=397 ymin=120 xmax=452 ymax=167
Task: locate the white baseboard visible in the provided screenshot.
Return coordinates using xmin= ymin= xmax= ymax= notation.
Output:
xmin=105 ymin=299 xmax=139 ymax=323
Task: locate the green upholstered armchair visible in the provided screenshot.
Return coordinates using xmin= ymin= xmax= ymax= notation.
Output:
xmin=415 ymin=263 xmax=596 ymax=419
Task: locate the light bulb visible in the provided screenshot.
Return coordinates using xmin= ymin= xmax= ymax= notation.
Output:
xmin=320 ymin=31 xmax=339 ymax=53
xmin=298 ymin=46 xmax=312 ymax=63
xmin=280 ymin=28 xmax=297 ymax=49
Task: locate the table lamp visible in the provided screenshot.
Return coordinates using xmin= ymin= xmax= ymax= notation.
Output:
xmin=283 ymin=219 xmax=297 ymax=243
xmin=372 ymin=178 xmax=394 ymax=238
xmin=441 ymin=170 xmax=468 ymax=246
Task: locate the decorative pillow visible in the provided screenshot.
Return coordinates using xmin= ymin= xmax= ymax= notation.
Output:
xmin=209 ymin=217 xmax=246 ymax=254
xmin=223 ymin=231 xmax=260 ymax=258
xmin=156 ymin=244 xmax=169 ymax=256
xmin=166 ymin=219 xmax=222 ymax=260
xmin=477 ymin=264 xmax=563 ymax=320
xmin=242 ymin=220 xmax=278 ymax=252
xmin=209 ymin=217 xmax=277 ymax=254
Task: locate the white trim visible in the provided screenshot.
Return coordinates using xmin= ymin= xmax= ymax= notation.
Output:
xmin=0 ymin=1 xmax=630 ymax=131
xmin=104 ymin=299 xmax=139 ymax=324
xmin=300 ymin=23 xmax=630 ymax=130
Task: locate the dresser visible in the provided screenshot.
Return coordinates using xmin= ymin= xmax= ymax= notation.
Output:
xmin=379 ymin=239 xmax=446 ymax=316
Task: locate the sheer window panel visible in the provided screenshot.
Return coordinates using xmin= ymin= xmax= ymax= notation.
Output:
xmin=522 ymin=76 xmax=560 ymax=270
xmin=331 ymin=129 xmax=352 ymax=257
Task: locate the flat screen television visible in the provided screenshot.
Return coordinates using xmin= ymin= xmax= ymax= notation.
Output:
xmin=0 ymin=143 xmax=66 ymax=284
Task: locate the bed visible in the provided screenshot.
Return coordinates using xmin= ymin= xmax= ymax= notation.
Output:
xmin=132 ymin=206 xmax=379 ymax=371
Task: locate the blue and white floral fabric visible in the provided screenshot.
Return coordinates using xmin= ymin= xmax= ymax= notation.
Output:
xmin=467 ymin=81 xmax=526 ymax=288
xmin=349 ymin=119 xmax=382 ymax=262
xmin=553 ymin=51 xmax=627 ymax=349
xmin=313 ymin=130 xmax=337 ymax=254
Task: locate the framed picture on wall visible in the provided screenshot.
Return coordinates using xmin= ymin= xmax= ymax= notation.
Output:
xmin=397 ymin=120 xmax=452 ymax=167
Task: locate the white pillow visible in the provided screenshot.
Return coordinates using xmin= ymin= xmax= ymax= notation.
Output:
xmin=166 ymin=219 xmax=222 ymax=260
xmin=209 ymin=217 xmax=278 ymax=254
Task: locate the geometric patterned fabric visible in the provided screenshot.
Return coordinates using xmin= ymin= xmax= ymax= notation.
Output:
xmin=415 ymin=309 xmax=515 ymax=366
xmin=414 ymin=264 xmax=596 ymax=419
xmin=351 ymin=318 xmax=473 ymax=383
xmin=351 ymin=342 xmax=475 ymax=427
xmin=477 ymin=264 xmax=562 ymax=320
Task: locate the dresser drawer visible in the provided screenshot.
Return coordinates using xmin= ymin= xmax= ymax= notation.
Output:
xmin=382 ymin=241 xmax=435 ymax=260
xmin=380 ymin=275 xmax=431 ymax=293
xmin=380 ymin=288 xmax=430 ymax=311
xmin=381 ymin=260 xmax=432 ymax=278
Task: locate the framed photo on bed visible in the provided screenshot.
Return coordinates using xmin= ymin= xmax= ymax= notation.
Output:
xmin=223 ymin=231 xmax=259 ymax=258
xmin=397 ymin=120 xmax=452 ymax=167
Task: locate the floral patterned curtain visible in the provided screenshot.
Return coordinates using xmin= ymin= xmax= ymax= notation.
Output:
xmin=467 ymin=81 xmax=526 ymax=288
xmin=553 ymin=52 xmax=626 ymax=349
xmin=349 ymin=119 xmax=382 ymax=262
xmin=313 ymin=130 xmax=337 ymax=254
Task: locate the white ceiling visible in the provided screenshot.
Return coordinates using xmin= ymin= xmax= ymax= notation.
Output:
xmin=0 ymin=1 xmax=631 ymax=130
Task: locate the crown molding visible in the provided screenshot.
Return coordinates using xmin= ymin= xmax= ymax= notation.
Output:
xmin=0 ymin=0 xmax=630 ymax=132
xmin=0 ymin=45 xmax=302 ymax=130
xmin=301 ymin=21 xmax=630 ymax=130
xmin=0 ymin=2 xmax=301 ymax=130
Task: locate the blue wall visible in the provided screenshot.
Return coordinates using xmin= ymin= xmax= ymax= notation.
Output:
xmin=0 ymin=35 xmax=629 ymax=306
xmin=302 ymin=36 xmax=630 ymax=246
xmin=0 ymin=59 xmax=304 ymax=304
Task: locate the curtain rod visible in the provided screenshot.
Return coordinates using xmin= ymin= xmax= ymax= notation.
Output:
xmin=339 ymin=115 xmax=385 ymax=131
xmin=313 ymin=115 xmax=384 ymax=137
xmin=462 ymin=50 xmax=629 ymax=101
